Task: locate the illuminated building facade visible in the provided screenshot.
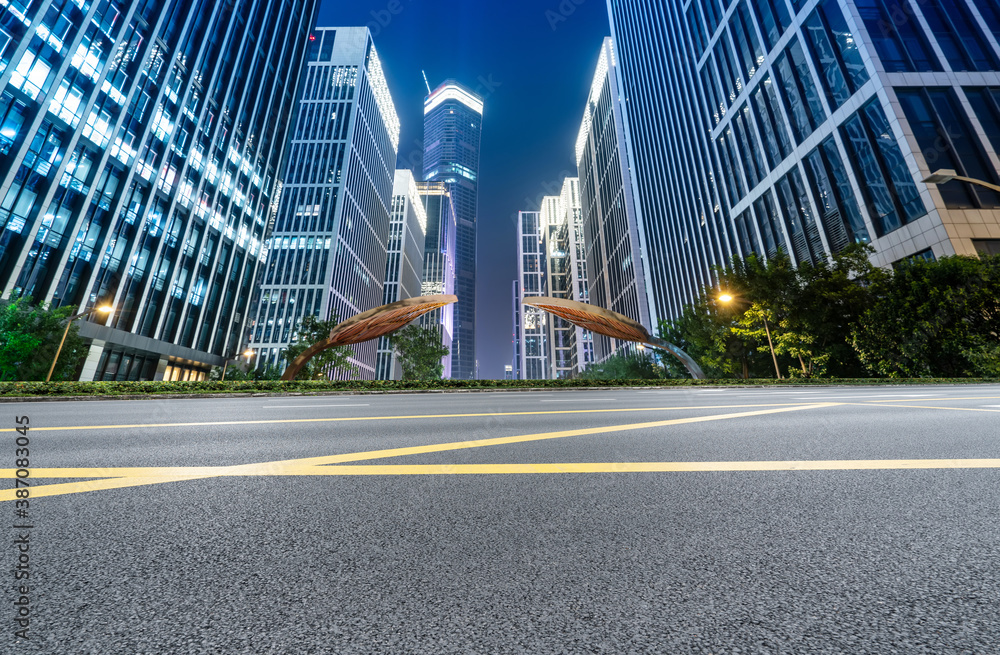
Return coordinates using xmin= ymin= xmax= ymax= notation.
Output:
xmin=0 ymin=0 xmax=317 ymax=380
xmin=375 ymin=169 xmax=425 ymax=380
xmin=422 ymin=80 xmax=483 ymax=379
xmin=415 ymin=181 xmax=456 ymax=378
xmin=249 ymin=26 xmax=400 ymax=379
xmin=576 ymin=37 xmax=650 ymax=363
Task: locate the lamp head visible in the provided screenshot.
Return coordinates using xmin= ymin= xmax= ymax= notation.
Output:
xmin=96 ymin=305 xmax=114 ymax=313
xmin=243 ymin=349 xmax=255 ymax=358
xmin=718 ymin=294 xmax=734 ymax=303
xmin=923 ymin=169 xmax=957 ymax=185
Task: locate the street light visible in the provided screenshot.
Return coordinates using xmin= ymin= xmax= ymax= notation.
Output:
xmin=717 ymin=292 xmax=783 ymax=380
xmin=220 ymin=349 xmax=256 ymax=381
xmin=46 ymin=305 xmax=114 ymax=381
xmin=923 ymin=169 xmax=1000 ymax=194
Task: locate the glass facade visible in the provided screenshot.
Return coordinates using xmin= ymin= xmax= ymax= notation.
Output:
xmin=514 ymin=210 xmax=547 ymax=380
xmin=248 ymin=27 xmax=400 ymax=379
xmin=576 ymin=38 xmax=651 ymax=363
xmin=375 ymin=169 xmax=426 ymax=380
xmin=0 ymin=0 xmax=317 ymax=379
xmin=415 ymin=181 xmax=456 ymax=378
xmin=422 ymin=80 xmax=482 ymax=379
xmin=604 ymin=0 xmax=1000 ymax=323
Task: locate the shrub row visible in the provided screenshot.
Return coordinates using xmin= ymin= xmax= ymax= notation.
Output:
xmin=1 ymin=377 xmax=998 ymax=398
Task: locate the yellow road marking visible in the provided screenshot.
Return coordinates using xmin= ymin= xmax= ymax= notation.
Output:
xmin=0 ymin=402 xmax=823 ymax=433
xmin=0 ymin=403 xmax=835 ymax=500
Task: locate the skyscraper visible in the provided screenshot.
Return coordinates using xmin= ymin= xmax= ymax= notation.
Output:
xmin=513 ymin=180 xmax=594 ymax=380
xmin=422 ymin=80 xmax=483 ymax=379
xmin=249 ymin=26 xmax=400 ymax=379
xmin=416 ymin=181 xmax=456 ymax=378
xmin=543 ymin=178 xmax=593 ymax=377
xmin=0 ymin=0 xmax=317 ymax=381
xmin=375 ymin=169 xmax=426 ymax=380
xmin=576 ymin=38 xmax=650 ymax=363
xmin=605 ymin=0 xmax=1000 ymax=327
xmin=514 ymin=210 xmax=547 ymax=379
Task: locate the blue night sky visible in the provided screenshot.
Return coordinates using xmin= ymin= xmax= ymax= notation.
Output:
xmin=318 ymin=0 xmax=611 ymax=378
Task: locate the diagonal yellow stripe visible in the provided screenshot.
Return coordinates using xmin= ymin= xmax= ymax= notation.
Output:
xmin=251 ymin=459 xmax=1000 ymax=474
xmin=0 ymin=403 xmax=836 ymax=501
xmin=0 ymin=403 xmax=826 ymax=433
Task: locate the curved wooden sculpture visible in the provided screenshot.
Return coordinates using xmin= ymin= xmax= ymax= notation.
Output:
xmin=521 ymin=296 xmax=706 ymax=380
xmin=280 ymin=294 xmax=458 ymax=381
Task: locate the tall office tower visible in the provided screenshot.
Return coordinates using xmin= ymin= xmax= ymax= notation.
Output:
xmin=0 ymin=0 xmax=317 ymax=381
xmin=605 ymin=0 xmax=1000 ymax=327
xmin=415 ymin=181 xmax=457 ymax=377
xmin=249 ymin=27 xmax=400 ymax=379
xmin=422 ymin=80 xmax=483 ymax=379
xmin=510 ymin=279 xmax=521 ymax=380
xmin=375 ymin=170 xmax=426 ymax=380
xmin=576 ymin=38 xmax=650 ymax=363
xmin=540 ymin=179 xmax=594 ymax=378
xmin=514 ymin=210 xmax=549 ymax=379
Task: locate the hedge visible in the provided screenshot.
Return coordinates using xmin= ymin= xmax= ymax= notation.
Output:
xmin=1 ymin=377 xmax=998 ymax=398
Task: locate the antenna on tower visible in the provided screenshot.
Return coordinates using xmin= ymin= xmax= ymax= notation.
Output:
xmin=422 ymin=70 xmax=432 ymax=95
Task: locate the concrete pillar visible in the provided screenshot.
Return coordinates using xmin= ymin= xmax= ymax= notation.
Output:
xmin=78 ymin=340 xmax=106 ymax=381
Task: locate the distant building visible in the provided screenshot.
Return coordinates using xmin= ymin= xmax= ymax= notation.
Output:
xmin=513 ymin=180 xmax=594 ymax=380
xmin=0 ymin=0 xmax=318 ymax=380
xmin=510 ymin=279 xmax=521 ymax=380
xmin=542 ymin=179 xmax=593 ymax=377
xmin=375 ymin=170 xmax=426 ymax=380
xmin=514 ymin=210 xmax=551 ymax=380
xmin=423 ymin=80 xmax=483 ymax=379
xmin=576 ymin=38 xmax=649 ymax=364
xmin=249 ymin=27 xmax=400 ymax=379
xmin=604 ymin=0 xmax=1000 ymax=327
xmin=416 ymin=181 xmax=456 ymax=378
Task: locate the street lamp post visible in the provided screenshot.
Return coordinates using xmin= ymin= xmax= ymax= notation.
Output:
xmin=923 ymin=169 xmax=1000 ymax=194
xmin=46 ymin=305 xmax=114 ymax=382
xmin=220 ymin=349 xmax=255 ymax=381
xmin=717 ymin=293 xmax=783 ymax=380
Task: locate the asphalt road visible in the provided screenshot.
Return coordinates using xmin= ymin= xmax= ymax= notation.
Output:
xmin=3 ymin=385 xmax=1000 ymax=654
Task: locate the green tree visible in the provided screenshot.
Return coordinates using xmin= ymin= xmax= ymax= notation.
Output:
xmin=579 ymin=350 xmax=665 ymax=380
xmin=852 ymin=255 xmax=1000 ymax=377
xmin=391 ymin=324 xmax=450 ymax=380
xmin=0 ymin=297 xmax=87 ymax=381
xmin=282 ymin=315 xmax=358 ymax=380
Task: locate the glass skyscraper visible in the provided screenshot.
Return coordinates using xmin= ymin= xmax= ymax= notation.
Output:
xmin=422 ymin=80 xmax=483 ymax=379
xmin=514 ymin=179 xmax=593 ymax=380
xmin=416 ymin=181 xmax=456 ymax=378
xmin=248 ymin=27 xmax=400 ymax=379
xmin=0 ymin=0 xmax=317 ymax=381
xmin=375 ymin=169 xmax=425 ymax=380
xmin=514 ymin=210 xmax=547 ymax=380
xmin=605 ymin=0 xmax=1000 ymax=328
xmin=576 ymin=38 xmax=651 ymax=362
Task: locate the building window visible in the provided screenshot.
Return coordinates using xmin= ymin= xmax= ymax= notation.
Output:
xmin=840 ymin=100 xmax=926 ymax=236
xmin=917 ymin=0 xmax=999 ymax=72
xmin=898 ymin=88 xmax=1000 ymax=208
xmin=854 ymin=0 xmax=941 ymax=72
xmin=774 ymin=38 xmax=825 ymax=144
xmin=803 ymin=137 xmax=871 ymax=253
xmin=965 ymin=87 xmax=1000 ymax=164
xmin=803 ymin=0 xmax=870 ymax=110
